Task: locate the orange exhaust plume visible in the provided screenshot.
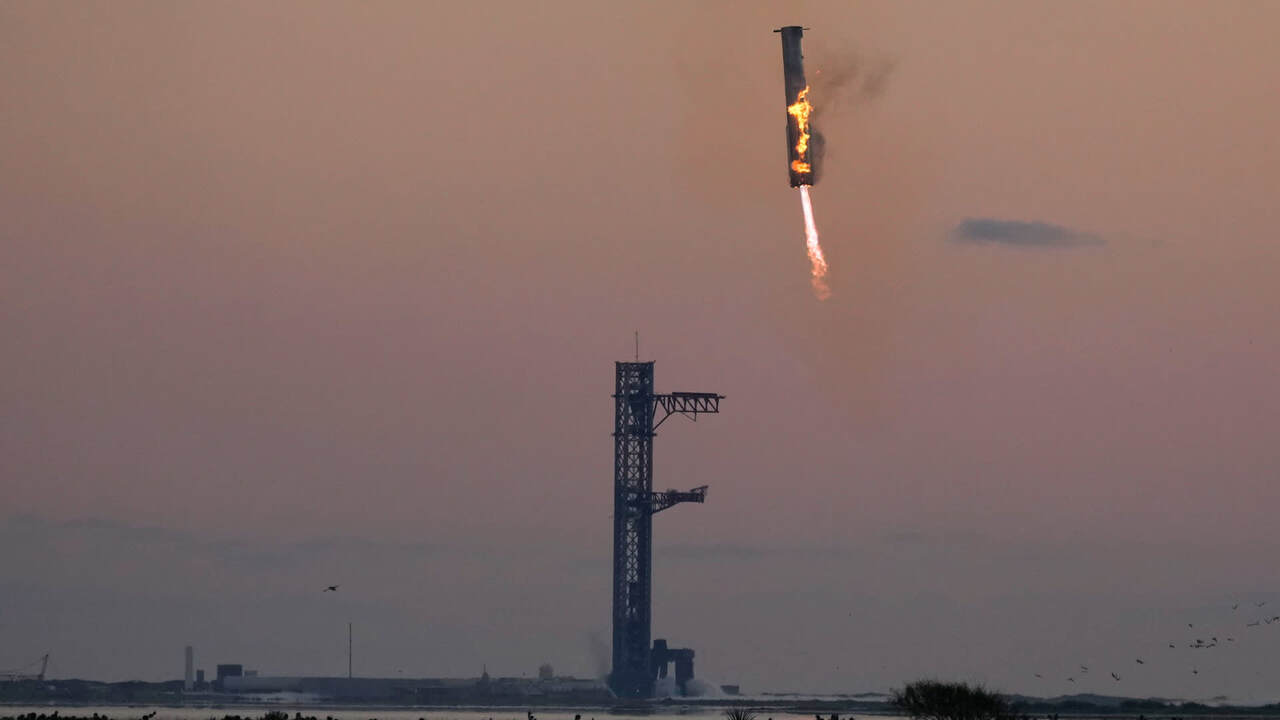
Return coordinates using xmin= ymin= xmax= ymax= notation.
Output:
xmin=799 ymin=185 xmax=830 ymax=300
xmin=787 ymin=86 xmax=813 ymax=174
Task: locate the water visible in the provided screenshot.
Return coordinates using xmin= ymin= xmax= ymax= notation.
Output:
xmin=0 ymin=710 xmax=903 ymax=720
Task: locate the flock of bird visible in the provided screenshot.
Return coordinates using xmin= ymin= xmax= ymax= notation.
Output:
xmin=1032 ymin=599 xmax=1276 ymax=687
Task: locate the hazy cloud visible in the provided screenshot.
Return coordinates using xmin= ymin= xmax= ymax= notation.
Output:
xmin=5 ymin=514 xmax=441 ymax=568
xmin=953 ymin=218 xmax=1103 ymax=248
xmin=658 ymin=541 xmax=847 ymax=561
xmin=0 ymin=513 xmax=606 ymax=681
xmin=879 ymin=528 xmax=989 ymax=546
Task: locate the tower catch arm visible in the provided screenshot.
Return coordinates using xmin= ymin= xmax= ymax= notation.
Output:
xmin=623 ymin=485 xmax=709 ymax=517
xmin=653 ymin=392 xmax=723 ymax=430
xmin=648 ymin=485 xmax=708 ymax=514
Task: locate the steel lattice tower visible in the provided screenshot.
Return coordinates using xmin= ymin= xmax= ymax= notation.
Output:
xmin=610 ymin=361 xmax=722 ymax=699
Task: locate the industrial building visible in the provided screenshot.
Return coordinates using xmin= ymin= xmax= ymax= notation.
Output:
xmin=220 ymin=672 xmax=610 ymax=703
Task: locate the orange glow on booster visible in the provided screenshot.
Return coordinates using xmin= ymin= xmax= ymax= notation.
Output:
xmin=787 ymin=86 xmax=813 ymax=175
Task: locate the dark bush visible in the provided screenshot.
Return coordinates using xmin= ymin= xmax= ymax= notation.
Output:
xmin=891 ymin=679 xmax=1014 ymax=720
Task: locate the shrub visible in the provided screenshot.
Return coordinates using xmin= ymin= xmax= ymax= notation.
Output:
xmin=891 ymin=679 xmax=1013 ymax=720
xmin=724 ymin=709 xmax=757 ymax=720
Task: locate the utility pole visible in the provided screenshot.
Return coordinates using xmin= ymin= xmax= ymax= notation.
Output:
xmin=348 ymin=622 xmax=352 ymax=679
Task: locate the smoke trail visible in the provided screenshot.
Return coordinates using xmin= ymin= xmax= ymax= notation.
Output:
xmin=587 ymin=630 xmax=610 ymax=679
xmin=799 ymin=185 xmax=830 ymax=300
xmin=807 ymin=51 xmax=894 ymax=183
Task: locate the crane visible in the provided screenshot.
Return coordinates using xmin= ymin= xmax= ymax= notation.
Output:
xmin=0 ymin=654 xmax=49 ymax=682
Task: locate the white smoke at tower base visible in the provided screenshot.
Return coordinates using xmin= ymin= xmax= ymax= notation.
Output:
xmin=652 ymin=674 xmax=727 ymax=698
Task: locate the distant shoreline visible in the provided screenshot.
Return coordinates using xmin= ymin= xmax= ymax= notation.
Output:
xmin=6 ymin=702 xmax=1280 ymax=719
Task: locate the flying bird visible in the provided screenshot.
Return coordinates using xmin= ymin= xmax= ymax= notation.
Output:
xmin=1248 ymin=621 xmax=1261 ymax=627
xmin=1168 ymin=643 xmax=1176 ymax=648
xmin=1067 ymin=677 xmax=1075 ymax=683
xmin=1111 ymin=672 xmax=1121 ymax=681
xmin=1187 ymin=623 xmax=1194 ymax=628
xmin=1256 ymin=601 xmax=1268 ymax=607
xmin=1135 ymin=658 xmax=1144 ymax=664
xmin=324 ymin=585 xmax=340 ymax=592
xmin=1034 ymin=673 xmax=1042 ymax=679
xmin=1080 ymin=665 xmax=1088 ymax=672
xmin=1193 ymin=668 xmax=1199 ymax=675
xmin=1233 ymin=603 xmax=1240 ymax=611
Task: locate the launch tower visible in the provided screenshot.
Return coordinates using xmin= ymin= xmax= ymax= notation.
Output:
xmin=610 ymin=361 xmax=722 ymax=698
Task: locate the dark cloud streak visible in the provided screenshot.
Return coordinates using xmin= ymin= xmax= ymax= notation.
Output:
xmin=953 ymin=217 xmax=1103 ymax=248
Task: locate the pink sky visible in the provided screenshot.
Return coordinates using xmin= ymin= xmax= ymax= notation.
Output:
xmin=3 ymin=0 xmax=1280 ymax=700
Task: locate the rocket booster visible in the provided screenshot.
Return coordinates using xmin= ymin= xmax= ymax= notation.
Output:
xmin=776 ymin=26 xmax=814 ymax=188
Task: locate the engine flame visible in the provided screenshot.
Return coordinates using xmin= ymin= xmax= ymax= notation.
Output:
xmin=799 ymin=185 xmax=830 ymax=300
xmin=787 ymin=85 xmax=813 ymax=174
